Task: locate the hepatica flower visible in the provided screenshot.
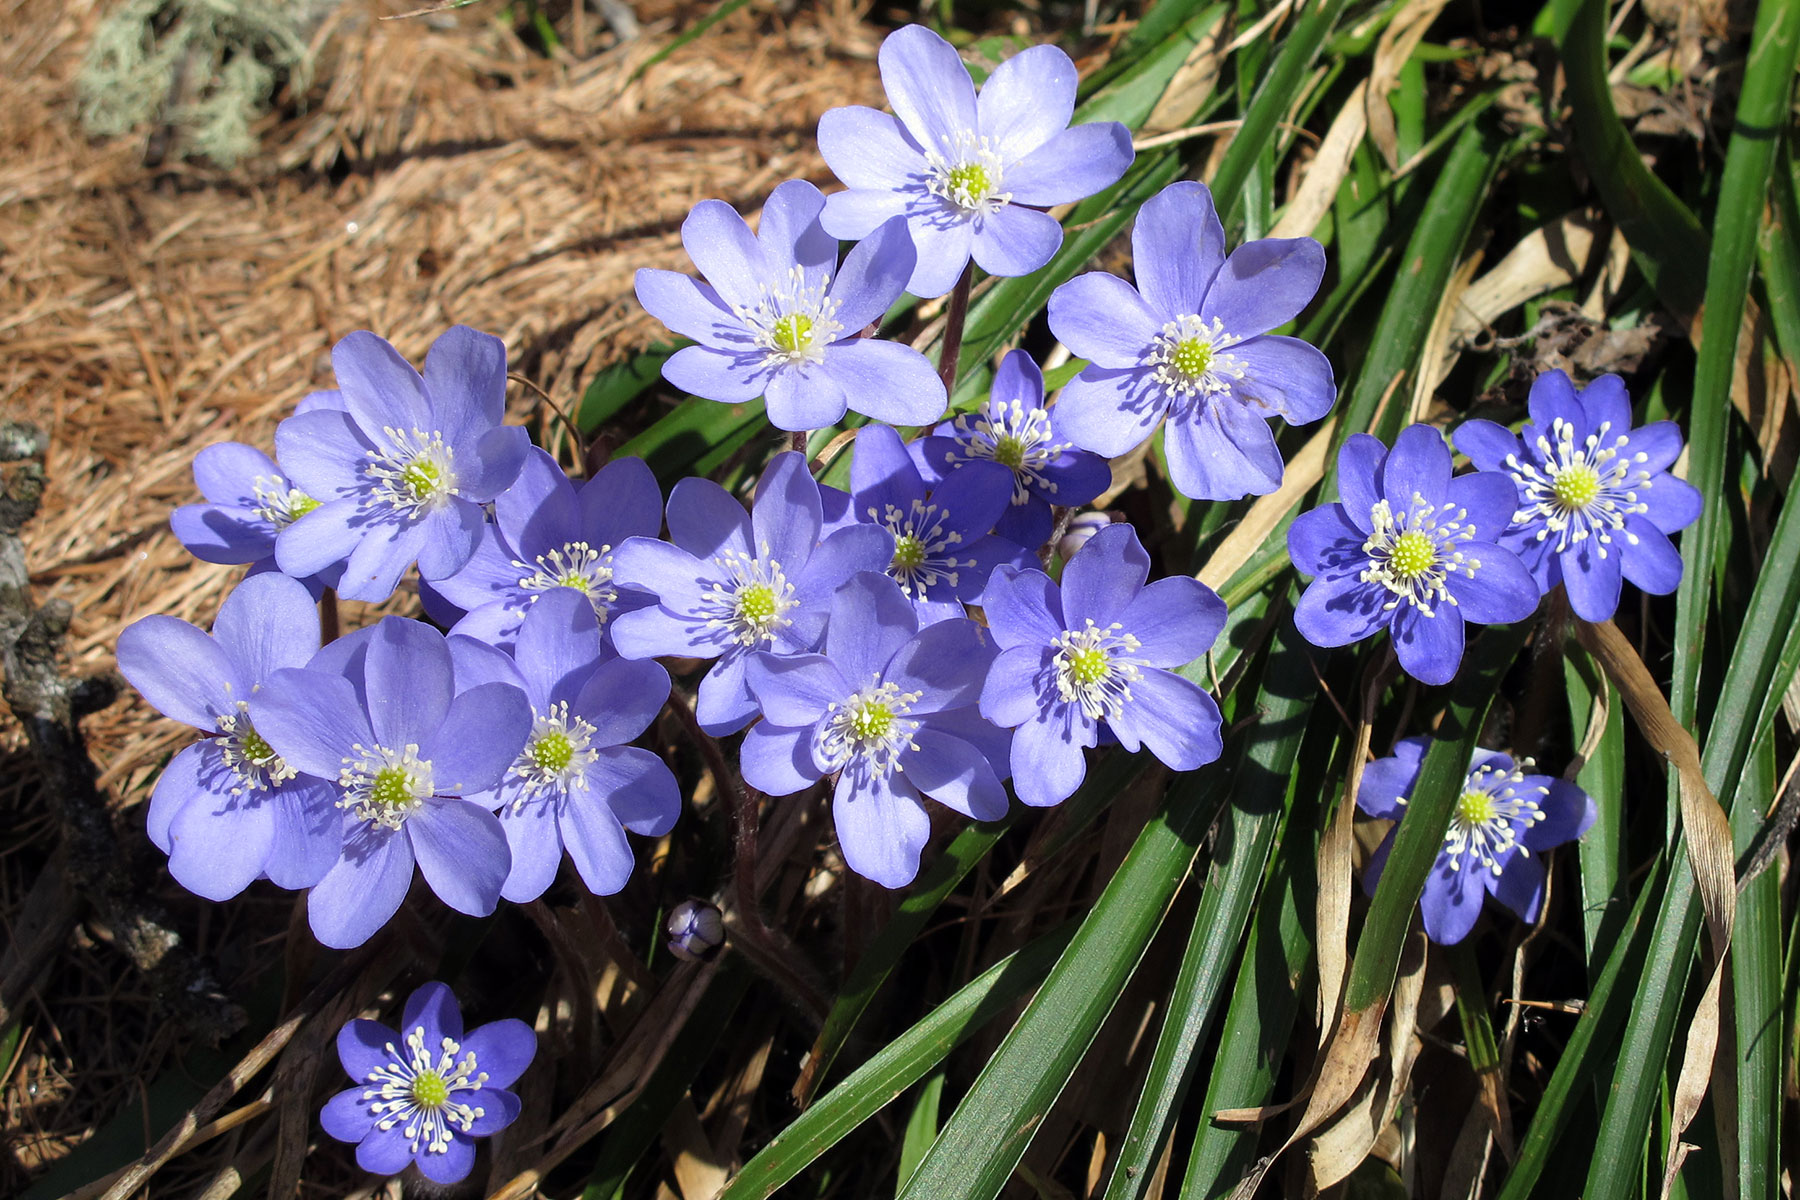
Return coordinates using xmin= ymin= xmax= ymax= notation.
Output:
xmin=448 ymin=590 xmax=680 ymax=903
xmin=273 ymin=326 xmax=530 ymax=602
xmin=913 ymin=349 xmax=1110 ymax=547
xmin=322 ymin=981 xmax=534 ymax=1183
xmin=979 ymin=524 xmax=1225 ymax=807
xmin=432 ymin=447 xmax=661 ymax=652
xmin=848 ymin=423 xmax=1032 ymax=625
xmin=636 ymin=179 xmax=945 ymax=431
xmin=1453 ymin=369 xmax=1701 ymax=621
xmin=1358 ymin=736 xmax=1596 ymax=944
xmin=610 ymin=452 xmax=894 ymax=735
xmin=170 ymin=440 xmax=343 ymax=596
xmin=253 ymin=616 xmax=533 ymax=948
xmin=116 ymin=573 xmax=340 ymax=901
xmin=1047 ymin=182 xmax=1336 ymax=500
xmin=817 ymin=25 xmax=1133 ymax=298
xmin=1289 ymin=425 xmax=1541 ymax=685
xmin=741 ymin=572 xmax=1010 ymax=887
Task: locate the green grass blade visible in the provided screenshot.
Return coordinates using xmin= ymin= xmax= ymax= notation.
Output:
xmin=893 ymin=773 xmax=1227 ymax=1200
xmin=1563 ymin=651 xmax=1625 ymax=968
xmin=718 ymin=924 xmax=1079 ymax=1200
xmin=1493 ymin=858 xmax=1663 ymax=1199
xmin=1344 ymin=623 xmax=1529 ymax=1014
xmin=612 ymin=395 xmax=768 ymax=485
xmin=1731 ymin=731 xmax=1783 ymax=1196
xmin=629 ymin=0 xmax=755 ymax=83
xmin=577 ymin=344 xmax=678 ymax=432
xmin=1552 ymin=0 xmax=1708 ymax=326
xmin=1102 ymin=618 xmax=1317 ymax=1199
xmin=896 ymin=1071 xmax=945 ymax=1193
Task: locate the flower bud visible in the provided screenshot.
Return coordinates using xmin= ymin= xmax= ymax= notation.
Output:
xmin=1056 ymin=511 xmax=1113 ymax=562
xmin=665 ymin=899 xmax=725 ymax=962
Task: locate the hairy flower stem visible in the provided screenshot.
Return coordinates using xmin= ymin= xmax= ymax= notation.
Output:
xmin=790 ymin=430 xmax=808 ymax=455
xmin=319 ymin=587 xmax=339 ymax=644
xmin=936 ymin=262 xmax=974 ymax=394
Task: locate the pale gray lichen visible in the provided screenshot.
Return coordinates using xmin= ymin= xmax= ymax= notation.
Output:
xmin=76 ymin=0 xmax=326 ymax=166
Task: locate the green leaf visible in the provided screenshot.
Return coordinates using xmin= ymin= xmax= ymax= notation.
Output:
xmin=1103 ymin=616 xmax=1317 ymax=1199
xmin=577 ymin=343 xmax=677 ymax=433
xmin=719 ymin=925 xmax=1079 ymax=1200
xmin=896 ymin=1071 xmax=945 ymax=1193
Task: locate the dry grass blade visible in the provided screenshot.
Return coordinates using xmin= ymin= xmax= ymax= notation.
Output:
xmin=1364 ymin=0 xmax=1453 ymax=169
xmin=1573 ymin=619 xmax=1736 ymax=1198
xmin=1269 ymin=80 xmax=1368 ymax=240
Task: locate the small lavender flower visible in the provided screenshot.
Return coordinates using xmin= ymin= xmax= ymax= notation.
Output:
xmin=1288 ymin=425 xmax=1541 ymax=686
xmin=847 ymin=423 xmax=1033 ymax=625
xmin=273 ymin=326 xmax=530 ymax=602
xmin=321 ymin=981 xmax=534 ymax=1183
xmin=448 ymin=590 xmax=680 ymax=903
xmin=978 ymin=523 xmax=1225 ymax=807
xmin=116 ymin=573 xmax=340 ymax=901
xmin=1047 ymin=182 xmax=1336 ymax=500
xmin=1453 ymin=369 xmax=1702 ymax=622
xmin=170 ymin=440 xmax=343 ymax=596
xmin=912 ymin=349 xmax=1111 ymax=548
xmin=742 ymin=572 xmax=1011 ymax=887
xmin=1358 ymin=736 xmax=1596 ymax=944
xmin=432 ymin=447 xmax=662 ymax=653
xmin=253 ymin=616 xmax=532 ymax=949
xmin=817 ymin=25 xmax=1134 ymax=298
xmin=636 ymin=180 xmax=946 ymax=431
xmin=609 ymin=451 xmax=894 ymax=735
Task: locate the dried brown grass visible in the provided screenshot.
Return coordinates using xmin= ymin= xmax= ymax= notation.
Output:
xmin=0 ymin=0 xmax=882 ymax=1181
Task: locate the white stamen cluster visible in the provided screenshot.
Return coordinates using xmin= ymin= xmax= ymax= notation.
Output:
xmin=363 ymin=1024 xmax=489 ymax=1156
xmin=1359 ymin=491 xmax=1482 ymax=616
xmin=815 ymin=676 xmax=922 ymax=780
xmin=514 ymin=541 xmax=618 ymax=621
xmin=700 ymin=544 xmax=799 ymax=647
xmin=1148 ymin=315 xmax=1247 ymax=405
xmin=948 ymin=399 xmax=1067 ymax=504
xmin=366 ymin=427 xmax=460 ymax=517
xmin=1439 ymin=761 xmax=1548 ymax=876
xmin=876 ymin=500 xmax=969 ymax=596
xmin=507 ymin=701 xmax=600 ymax=811
xmin=734 ymin=265 xmax=845 ymax=369
xmin=338 ymin=742 xmax=435 ymax=829
xmin=251 ymin=474 xmax=321 ymax=529
xmin=216 ymin=699 xmax=297 ymax=794
xmin=1505 ymin=417 xmax=1653 ymax=557
xmin=1051 ymin=620 xmax=1145 ymax=722
xmin=923 ymin=134 xmax=1012 ymax=217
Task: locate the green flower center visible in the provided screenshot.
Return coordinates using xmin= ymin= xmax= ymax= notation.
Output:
xmin=737 ymin=583 xmax=778 ymax=625
xmin=848 ymin=699 xmax=895 ymax=741
xmin=370 ymin=766 xmax=417 ymax=812
xmin=772 ymin=313 xmax=814 ymax=355
xmin=1551 ymin=463 xmax=1602 ymax=511
xmin=531 ymin=730 xmax=574 ymax=774
xmin=891 ymin=535 xmax=927 ymax=572
xmin=1170 ymin=337 xmax=1213 ymax=378
xmin=289 ymin=493 xmax=321 ymax=519
xmin=401 ymin=458 xmax=449 ymax=502
xmin=409 ymin=1069 xmax=450 ymax=1109
xmin=1065 ymin=645 xmax=1109 ymax=686
xmin=1456 ymin=788 xmax=1496 ymax=827
xmin=1388 ymin=530 xmax=1436 ymax=579
xmin=238 ymin=726 xmax=276 ymax=763
xmin=992 ymin=434 xmax=1028 ymax=469
xmin=947 ymin=162 xmax=994 ymax=203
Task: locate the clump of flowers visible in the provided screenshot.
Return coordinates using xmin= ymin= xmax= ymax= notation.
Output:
xmin=978 ymin=523 xmax=1226 ymax=806
xmin=1357 ymin=736 xmax=1596 ymax=944
xmin=321 ymin=981 xmax=535 ymax=1182
xmin=1288 ymin=424 xmax=1541 ymax=684
xmin=817 ymin=24 xmax=1134 ymax=298
xmin=637 ymin=180 xmax=947 ymax=431
xmin=1047 ymin=181 xmax=1337 ymax=500
xmin=1452 ymin=369 xmax=1701 ymax=621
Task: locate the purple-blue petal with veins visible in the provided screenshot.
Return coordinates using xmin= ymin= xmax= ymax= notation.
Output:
xmin=459 ymin=1018 xmax=538 ymax=1090
xmin=1051 ymin=366 xmax=1169 ymax=459
xmin=823 ymin=571 xmax=919 ymax=682
xmin=1619 ymin=517 xmax=1684 ymax=594
xmin=1560 ymin=538 xmax=1624 ymax=622
xmin=265 ymin=779 xmax=341 ymax=890
xmin=166 ymin=789 xmax=275 ymax=900
xmin=512 ymin=588 xmax=602 ymax=708
xmin=1165 ymin=397 xmax=1285 ymax=500
xmin=1293 ymin=572 xmax=1390 ymax=650
xmin=877 ymin=24 xmax=978 ymax=160
xmin=751 ymin=451 xmax=823 ymax=570
xmin=587 ymin=745 xmax=680 ymax=836
xmin=755 ymin=179 xmax=836 ymax=285
xmin=679 ymin=199 xmax=769 ymax=312
xmin=969 ymin=204 xmax=1061 ymax=278
xmin=1199 ymin=237 xmax=1325 ymax=338
xmin=1229 ymin=335 xmax=1337 ymax=424
xmin=275 ymin=499 xmax=365 ymax=578
xmin=192 ymin=441 xmax=279 ymax=506
xmin=117 ymin=614 xmax=245 ymax=729
xmin=420 ymin=682 xmax=532 ymax=796
xmin=1444 ymin=541 xmax=1540 ymax=624
xmin=498 ymin=802 xmax=561 ymax=903
xmin=883 ymin=618 xmax=996 ymax=713
xmin=746 ymin=652 xmax=848 ymax=727
xmin=1444 ymin=471 xmax=1522 ymax=541
xmin=364 ymin=617 xmax=454 ymax=749
xmin=413 ymin=1135 xmax=477 ymax=1184
xmin=1520 ymin=776 xmax=1597 ymax=850
xmin=416 ymin=499 xmax=485 ymax=581
xmin=1131 ymin=181 xmax=1227 ymax=318
xmin=634 ymin=268 xmax=742 ymax=349
xmin=1009 ymin=702 xmax=1091 ymax=807
xmin=1003 ymin=122 xmax=1132 ymax=206
xmin=337 ymin=516 xmax=430 ymax=603
xmin=1390 ymin=603 xmax=1464 ymax=686
xmin=832 ymin=766 xmax=930 ymax=888
xmin=662 ymin=343 xmax=770 ymax=404
xmin=817 ymin=106 xmax=927 ymax=193
xmin=423 ymin=325 xmax=508 ymax=447
xmin=979 ymin=644 xmax=1049 ymax=727
xmin=1287 ymin=504 xmax=1366 ymax=577
xmin=1380 ymin=424 xmax=1453 ymax=508
xmin=1450 ymin=418 xmax=1521 ymax=475
xmin=307 ymin=824 xmax=413 ymax=950
xmin=904 ymin=728 xmax=1008 ymax=820
xmin=571 ymin=657 xmax=669 ymax=748
xmin=494 ymin=446 xmax=579 ymax=561
xmin=894 ymin=217 xmax=975 ymax=299
xmin=333 ymin=330 xmax=430 ymax=439
xmin=665 ymin=476 xmax=753 ymax=562
xmin=976 ymin=43 xmax=1075 ymax=156
xmin=851 ymin=423 xmax=930 ymax=517
xmin=1334 ymin=433 xmax=1389 ymax=533
xmin=820 ymin=339 xmax=947 ymax=427
xmin=407 ymin=799 xmax=508 ymax=917
xmin=171 ymin=503 xmax=273 ymax=565
xmin=1061 ymin=523 xmax=1150 ymax=630
xmin=979 ymin=565 xmax=1064 ymax=649
xmin=1106 ymin=668 xmax=1222 ymax=770
xmin=274 ymin=409 xmax=371 ymax=500
xmin=740 ymin=721 xmax=822 ymax=796
xmin=765 ymin=361 xmax=850 ymax=431
xmin=1524 ymin=369 xmax=1587 ymax=441
xmin=1490 ymin=853 xmax=1545 ymax=923
xmin=827 ymin=214 xmax=916 ymax=333
xmin=1046 ymin=272 xmax=1160 ymax=369
xmin=1119 ymin=575 xmax=1226 ymax=668
xmin=1418 ymin=844 xmax=1488 ymax=944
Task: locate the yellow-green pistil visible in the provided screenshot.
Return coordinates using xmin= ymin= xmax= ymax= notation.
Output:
xmin=1550 ymin=463 xmax=1601 ymax=512
xmin=410 ymin=1070 xmax=451 ymax=1109
xmin=771 ymin=313 xmax=814 ymax=356
xmin=1169 ymin=337 xmax=1214 ymax=379
xmin=1386 ymin=529 xmax=1437 ymax=579
xmin=401 ymin=458 xmax=449 ymax=503
xmin=1455 ymin=787 xmax=1495 ymax=827
xmin=991 ymin=434 xmax=1028 ymax=470
xmin=369 ymin=767 xmax=416 ymax=812
xmin=530 ymin=730 xmax=574 ymax=775
xmin=891 ymin=535 xmax=927 ymax=574
xmin=736 ymin=582 xmax=779 ymax=625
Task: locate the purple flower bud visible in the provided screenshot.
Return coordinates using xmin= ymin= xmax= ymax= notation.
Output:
xmin=665 ymin=899 xmax=725 ymax=962
xmin=1055 ymin=511 xmax=1112 ymax=562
